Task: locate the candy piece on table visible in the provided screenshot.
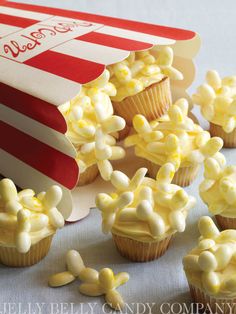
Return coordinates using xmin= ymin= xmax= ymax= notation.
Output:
xmin=48 ymin=250 xmax=129 ymax=310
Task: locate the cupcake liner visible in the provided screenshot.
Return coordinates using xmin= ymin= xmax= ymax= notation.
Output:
xmin=112 ymin=233 xmax=172 ymax=262
xmin=189 ymin=283 xmax=236 ymax=314
xmin=215 ymin=215 xmax=236 ymax=230
xmin=77 ymin=164 xmax=99 ymax=186
xmin=0 ymin=235 xmax=53 ymax=267
xmin=210 ymin=123 xmax=236 ymax=148
xmin=146 ymin=161 xmax=200 ymax=187
xmin=112 ymin=77 xmax=172 ymax=126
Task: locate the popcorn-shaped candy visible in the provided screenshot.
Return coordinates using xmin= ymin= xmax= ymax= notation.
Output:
xmin=200 ymin=154 xmax=236 ymax=216
xmin=125 ymin=99 xmax=223 ymax=176
xmin=49 ymin=250 xmax=129 ymax=310
xmin=192 ymin=70 xmax=236 ymax=133
xmin=96 ymin=164 xmax=196 ymax=241
xmin=60 ymin=70 xmax=126 ymax=183
xmin=109 ymin=47 xmax=183 ymax=102
xmin=183 ymin=216 xmax=236 ymax=298
xmin=0 ymin=178 xmax=64 ymax=254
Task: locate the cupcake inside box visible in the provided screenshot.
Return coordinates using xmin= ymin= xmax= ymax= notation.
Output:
xmin=0 ymin=1 xmax=200 ymax=222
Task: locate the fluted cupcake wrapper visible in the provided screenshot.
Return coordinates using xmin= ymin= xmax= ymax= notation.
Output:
xmin=112 ymin=233 xmax=172 ymax=262
xmin=77 ymin=164 xmax=99 ymax=186
xmin=112 ymin=77 xmax=172 ymax=126
xmin=146 ymin=161 xmax=200 ymax=187
xmin=0 ymin=235 xmax=53 ymax=267
xmin=188 ymin=283 xmax=236 ymax=314
xmin=210 ymin=123 xmax=236 ymax=148
xmin=215 ymin=215 xmax=236 ymax=230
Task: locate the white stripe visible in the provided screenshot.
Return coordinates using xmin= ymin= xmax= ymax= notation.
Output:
xmin=52 ymin=40 xmax=129 ymax=65
xmin=96 ymin=26 xmax=175 ymax=46
xmin=0 ymin=17 xmax=103 ymax=63
xmin=0 ymin=149 xmax=73 ymax=219
xmin=0 ymin=23 xmax=21 ymax=37
xmin=0 ymin=5 xmax=52 ymax=21
xmin=0 ymin=104 xmax=76 ymax=158
xmin=0 ymin=57 xmax=81 ymax=106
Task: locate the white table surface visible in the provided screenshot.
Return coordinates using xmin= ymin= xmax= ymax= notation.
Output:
xmin=1 ymin=1 xmax=236 ymax=313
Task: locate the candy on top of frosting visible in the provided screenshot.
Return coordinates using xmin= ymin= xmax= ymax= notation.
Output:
xmin=199 ymin=153 xmax=236 ymax=217
xmin=49 ymin=249 xmax=129 ymax=310
xmin=125 ymin=98 xmax=223 ymax=169
xmin=183 ymin=216 xmax=236 ymax=297
xmin=96 ymin=164 xmax=196 ymax=242
xmin=60 ymin=70 xmax=126 ymax=180
xmin=192 ymin=70 xmax=236 ymax=132
xmin=0 ymin=178 xmax=64 ymax=253
xmin=108 ymin=48 xmax=183 ymax=102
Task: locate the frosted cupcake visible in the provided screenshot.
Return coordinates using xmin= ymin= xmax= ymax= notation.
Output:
xmin=183 ymin=216 xmax=236 ymax=313
xmin=96 ymin=164 xmax=195 ymax=262
xmin=60 ymin=70 xmax=126 ymax=186
xmin=192 ymin=70 xmax=236 ymax=147
xmin=125 ymin=98 xmax=223 ymax=186
xmin=108 ymin=47 xmax=183 ymax=125
xmin=0 ymin=178 xmax=64 ymax=267
xmin=200 ymin=153 xmax=236 ymax=230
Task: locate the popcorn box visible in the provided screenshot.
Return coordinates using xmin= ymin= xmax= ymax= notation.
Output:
xmin=0 ymin=0 xmax=200 ymax=221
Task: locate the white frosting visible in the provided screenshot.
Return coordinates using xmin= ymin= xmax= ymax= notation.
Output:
xmin=60 ymin=70 xmax=126 ymax=181
xmin=0 ymin=179 xmax=64 ymax=253
xmin=108 ymin=48 xmax=183 ymax=102
xmin=200 ymin=153 xmax=236 ymax=218
xmin=183 ymin=216 xmax=236 ymax=298
xmin=193 ymin=70 xmax=236 ymax=132
xmin=96 ymin=164 xmax=196 ymax=242
xmin=125 ymin=99 xmax=223 ymax=169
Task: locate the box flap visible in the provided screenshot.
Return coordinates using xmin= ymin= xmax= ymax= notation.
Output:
xmin=0 ymin=0 xmax=200 ymax=220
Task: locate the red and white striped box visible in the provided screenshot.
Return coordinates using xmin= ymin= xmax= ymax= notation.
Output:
xmin=0 ymin=0 xmax=200 ymax=221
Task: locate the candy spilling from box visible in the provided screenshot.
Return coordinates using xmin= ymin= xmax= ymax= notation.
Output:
xmin=0 ymin=0 xmax=200 ymax=221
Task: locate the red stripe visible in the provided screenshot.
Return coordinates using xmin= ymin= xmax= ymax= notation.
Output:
xmin=24 ymin=50 xmax=105 ymax=84
xmin=78 ymin=32 xmax=152 ymax=51
xmin=1 ymin=2 xmax=196 ymax=40
xmin=0 ymin=13 xmax=37 ymax=28
xmin=0 ymin=83 xmax=67 ymax=133
xmin=0 ymin=121 xmax=79 ymax=189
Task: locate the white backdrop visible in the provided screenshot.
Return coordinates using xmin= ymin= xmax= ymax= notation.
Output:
xmin=1 ymin=1 xmax=236 ymax=314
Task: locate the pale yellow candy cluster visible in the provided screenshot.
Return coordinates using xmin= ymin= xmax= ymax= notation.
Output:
xmin=192 ymin=70 xmax=236 ymax=133
xmin=49 ymin=250 xmax=129 ymax=310
xmin=96 ymin=164 xmax=196 ymax=242
xmin=108 ymin=47 xmax=183 ymax=102
xmin=200 ymin=153 xmax=236 ymax=217
xmin=125 ymin=98 xmax=223 ymax=169
xmin=60 ymin=70 xmax=126 ymax=180
xmin=0 ymin=179 xmax=64 ymax=253
xmin=183 ymin=216 xmax=236 ymax=297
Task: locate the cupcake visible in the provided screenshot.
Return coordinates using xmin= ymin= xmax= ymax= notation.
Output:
xmin=60 ymin=70 xmax=126 ymax=186
xmin=183 ymin=216 xmax=236 ymax=313
xmin=108 ymin=47 xmax=183 ymax=125
xmin=192 ymin=70 xmax=236 ymax=147
xmin=200 ymin=153 xmax=236 ymax=230
xmin=0 ymin=178 xmax=64 ymax=267
xmin=96 ymin=164 xmax=196 ymax=262
xmin=125 ymin=98 xmax=223 ymax=187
